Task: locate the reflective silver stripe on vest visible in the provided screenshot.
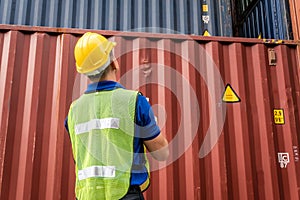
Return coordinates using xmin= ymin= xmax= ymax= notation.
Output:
xmin=78 ymin=166 xmax=116 ymax=180
xmin=75 ymin=118 xmax=120 ymax=135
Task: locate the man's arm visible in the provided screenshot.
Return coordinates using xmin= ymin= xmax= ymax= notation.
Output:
xmin=136 ymin=94 xmax=169 ymax=161
xmin=144 ymin=134 xmax=169 ymax=161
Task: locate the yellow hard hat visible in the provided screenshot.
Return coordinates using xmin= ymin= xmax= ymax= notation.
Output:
xmin=74 ymin=32 xmax=116 ymax=74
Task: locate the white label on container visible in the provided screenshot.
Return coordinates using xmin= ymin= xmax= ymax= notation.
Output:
xmin=278 ymin=153 xmax=290 ymax=168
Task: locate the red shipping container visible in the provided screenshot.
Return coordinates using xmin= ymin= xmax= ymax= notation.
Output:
xmin=0 ymin=25 xmax=299 ymax=200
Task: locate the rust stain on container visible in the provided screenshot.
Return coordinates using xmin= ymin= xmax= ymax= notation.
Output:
xmin=0 ymin=26 xmax=299 ymax=200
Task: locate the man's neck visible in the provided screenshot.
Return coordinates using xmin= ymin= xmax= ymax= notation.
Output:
xmin=97 ymin=72 xmax=117 ymax=82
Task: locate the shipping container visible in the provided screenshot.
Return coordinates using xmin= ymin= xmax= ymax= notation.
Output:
xmin=0 ymin=0 xmax=297 ymax=39
xmin=0 ymin=0 xmax=298 ymax=40
xmin=0 ymin=25 xmax=299 ymax=200
xmin=232 ymin=0 xmax=294 ymax=40
xmin=0 ymin=0 xmax=233 ymax=37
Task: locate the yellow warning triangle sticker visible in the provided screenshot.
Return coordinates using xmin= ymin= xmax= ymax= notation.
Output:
xmin=203 ymin=30 xmax=211 ymax=36
xmin=222 ymin=84 xmax=241 ymax=103
xmin=258 ymin=33 xmax=262 ymax=39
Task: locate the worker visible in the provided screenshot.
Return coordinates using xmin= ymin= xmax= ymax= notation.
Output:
xmin=65 ymin=32 xmax=169 ymax=200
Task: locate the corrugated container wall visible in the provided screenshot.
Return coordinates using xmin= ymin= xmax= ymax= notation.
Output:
xmin=288 ymin=0 xmax=300 ymax=40
xmin=0 ymin=0 xmax=297 ymax=39
xmin=0 ymin=25 xmax=299 ymax=200
xmin=0 ymin=0 xmax=233 ymax=37
xmin=232 ymin=0 xmax=294 ymax=40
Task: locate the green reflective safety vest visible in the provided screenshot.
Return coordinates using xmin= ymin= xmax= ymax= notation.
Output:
xmin=68 ymin=88 xmax=149 ymax=200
